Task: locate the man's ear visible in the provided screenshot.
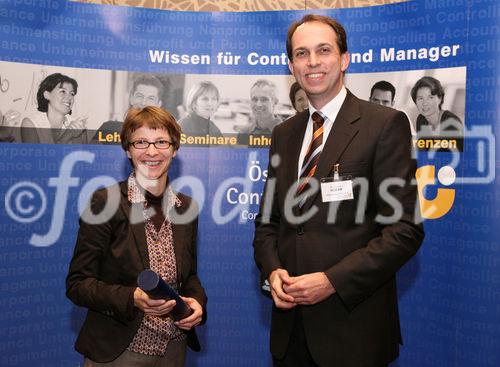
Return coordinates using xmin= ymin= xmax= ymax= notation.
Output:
xmin=340 ymin=52 xmax=350 ymax=72
xmin=288 ymin=59 xmax=295 ymax=76
xmin=43 ymin=91 xmax=50 ymax=101
xmin=126 ymin=150 xmax=131 ymax=158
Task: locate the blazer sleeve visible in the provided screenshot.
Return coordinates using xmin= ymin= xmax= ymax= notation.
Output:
xmin=66 ymin=189 xmax=137 ymax=322
xmin=253 ymin=127 xmax=283 ymax=284
xmin=325 ymin=110 xmax=425 ymax=310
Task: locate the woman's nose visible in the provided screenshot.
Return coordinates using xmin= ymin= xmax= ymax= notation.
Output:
xmin=146 ymin=143 xmax=158 ymax=154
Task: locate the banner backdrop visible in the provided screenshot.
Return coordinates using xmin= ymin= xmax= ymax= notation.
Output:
xmin=0 ymin=1 xmax=499 ymax=366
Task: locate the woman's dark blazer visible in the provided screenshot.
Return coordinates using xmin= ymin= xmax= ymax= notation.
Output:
xmin=66 ymin=180 xmax=207 ymax=363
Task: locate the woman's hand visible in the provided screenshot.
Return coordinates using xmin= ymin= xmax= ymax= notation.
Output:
xmin=174 ymin=297 xmax=203 ymax=330
xmin=1 ymin=109 xmax=21 ymax=126
xmin=68 ymin=116 xmax=88 ymax=130
xmin=133 ymin=287 xmax=176 ymax=316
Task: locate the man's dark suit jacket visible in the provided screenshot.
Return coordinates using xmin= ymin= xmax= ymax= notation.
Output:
xmin=253 ymin=90 xmax=424 ymax=367
xmin=66 ymin=181 xmax=207 ymax=363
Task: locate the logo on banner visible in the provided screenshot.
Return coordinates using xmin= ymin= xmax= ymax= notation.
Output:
xmin=415 ymin=165 xmax=456 ymax=219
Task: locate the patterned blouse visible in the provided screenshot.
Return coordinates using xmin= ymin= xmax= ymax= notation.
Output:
xmin=126 ymin=174 xmax=186 ymax=356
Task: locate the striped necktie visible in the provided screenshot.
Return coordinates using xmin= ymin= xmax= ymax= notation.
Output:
xmin=297 ymin=111 xmax=325 ymax=195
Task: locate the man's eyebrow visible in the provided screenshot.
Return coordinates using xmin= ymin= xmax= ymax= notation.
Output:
xmin=294 ymin=42 xmax=333 ymax=51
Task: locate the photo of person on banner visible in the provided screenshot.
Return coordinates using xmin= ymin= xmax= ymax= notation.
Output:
xmin=253 ymin=14 xmax=424 ymax=367
xmin=178 ymin=81 xmax=223 ymax=138
xmin=66 ymin=106 xmax=206 ymax=366
xmin=93 ymin=74 xmax=165 ymax=144
xmin=411 ymin=75 xmax=464 ymax=138
xmin=369 ymin=80 xmax=395 ymax=107
xmin=237 ymin=79 xmax=283 ymax=136
xmin=21 ymin=72 xmax=89 ymax=144
xmin=289 ymin=81 xmax=309 ymax=113
xmin=0 ymin=108 xmax=21 ymax=142
xmin=368 ymin=80 xmax=416 ymax=135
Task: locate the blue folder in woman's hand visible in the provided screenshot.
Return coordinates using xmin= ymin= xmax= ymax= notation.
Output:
xmin=137 ymin=269 xmax=193 ymax=321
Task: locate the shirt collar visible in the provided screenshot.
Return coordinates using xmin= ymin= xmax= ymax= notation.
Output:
xmin=308 ymin=86 xmax=347 ymax=123
xmin=127 ymin=173 xmax=181 ymax=208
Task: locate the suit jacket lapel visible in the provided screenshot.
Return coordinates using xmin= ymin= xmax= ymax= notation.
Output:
xmin=119 ymin=183 xmax=149 ymax=269
xmin=302 ymin=91 xmax=361 ymax=210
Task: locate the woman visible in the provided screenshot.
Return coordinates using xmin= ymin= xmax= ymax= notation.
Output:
xmin=178 ymin=81 xmax=223 ymax=137
xmin=289 ymin=81 xmax=308 ymax=113
xmin=410 ymin=76 xmax=463 ymax=137
xmin=21 ymin=72 xmax=88 ymax=144
xmin=66 ymin=106 xmax=206 ymax=366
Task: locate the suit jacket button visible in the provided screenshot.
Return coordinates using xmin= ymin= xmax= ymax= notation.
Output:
xmin=297 ymin=226 xmax=304 ymax=235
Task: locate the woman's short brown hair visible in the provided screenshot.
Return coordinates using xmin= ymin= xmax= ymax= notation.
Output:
xmin=120 ymin=106 xmax=181 ymax=151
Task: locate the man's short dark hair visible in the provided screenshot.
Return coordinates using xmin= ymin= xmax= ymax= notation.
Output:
xmin=370 ymin=81 xmax=396 ymax=102
xmin=130 ymin=74 xmax=165 ymax=99
xmin=286 ymin=14 xmax=348 ymax=60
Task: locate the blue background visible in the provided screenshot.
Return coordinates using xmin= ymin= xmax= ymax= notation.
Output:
xmin=0 ymin=1 xmax=499 ymax=366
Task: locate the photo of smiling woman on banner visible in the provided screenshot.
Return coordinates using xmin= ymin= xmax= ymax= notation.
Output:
xmin=21 ymin=72 xmax=89 ymax=144
xmin=66 ymin=106 xmax=206 ymax=367
xmin=178 ymin=81 xmax=223 ymax=137
xmin=411 ymin=75 xmax=463 ymax=138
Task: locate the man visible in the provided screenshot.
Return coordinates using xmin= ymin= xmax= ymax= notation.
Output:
xmin=253 ymin=14 xmax=424 ymax=367
xmin=237 ymin=79 xmax=282 ymax=136
xmin=369 ymin=80 xmax=396 ymax=107
xmin=249 ymin=79 xmax=282 ymax=134
xmin=92 ymin=74 xmax=164 ymax=144
xmin=369 ymin=80 xmax=416 ymax=135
